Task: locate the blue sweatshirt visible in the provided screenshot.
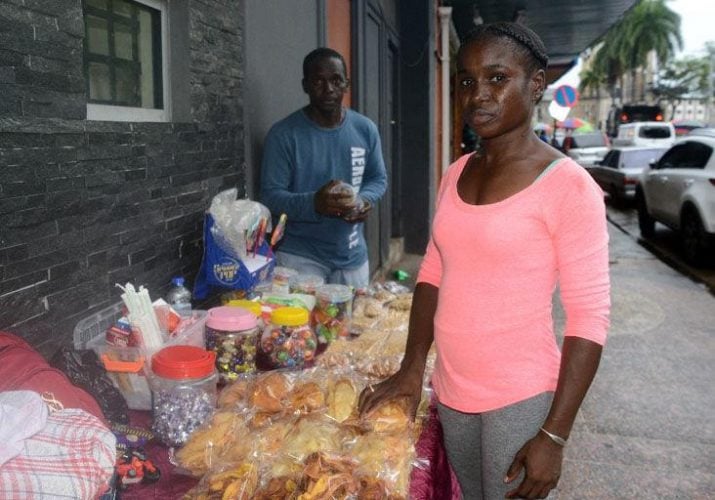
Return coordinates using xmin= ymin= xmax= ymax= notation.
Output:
xmin=260 ymin=108 xmax=387 ymax=269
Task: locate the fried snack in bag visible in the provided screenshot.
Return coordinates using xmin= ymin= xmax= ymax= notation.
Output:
xmin=288 ymin=381 xmax=325 ymax=414
xmin=351 ymin=431 xmax=414 ymax=498
xmin=175 ymin=412 xmax=249 ymax=476
xmin=325 ymin=377 xmax=358 ymax=423
xmin=250 ymin=371 xmax=290 ymax=413
xmin=298 ymin=452 xmax=360 ymax=499
xmin=362 ymin=398 xmax=411 ymax=433
xmin=217 ymin=376 xmax=252 ymax=409
xmin=254 ymin=475 xmax=300 ymax=500
xmin=183 ymin=462 xmax=258 ymax=500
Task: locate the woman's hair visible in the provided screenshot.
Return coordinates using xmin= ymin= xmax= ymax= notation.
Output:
xmin=303 ymin=47 xmax=347 ymax=78
xmin=460 ymin=22 xmax=548 ymax=73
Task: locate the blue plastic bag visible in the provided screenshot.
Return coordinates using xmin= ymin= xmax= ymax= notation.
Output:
xmin=193 ymin=214 xmax=275 ymax=300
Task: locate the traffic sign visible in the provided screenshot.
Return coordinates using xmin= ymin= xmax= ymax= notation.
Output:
xmin=553 ymin=85 xmax=579 ymax=108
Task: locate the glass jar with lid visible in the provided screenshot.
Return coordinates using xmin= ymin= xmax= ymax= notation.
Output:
xmin=205 ymin=305 xmax=260 ymax=381
xmin=259 ymin=306 xmax=317 ymax=369
xmin=150 ymin=345 xmax=217 ymax=446
xmin=313 ymin=284 xmax=353 ymax=348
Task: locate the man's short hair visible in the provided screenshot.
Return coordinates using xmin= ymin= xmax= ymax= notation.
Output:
xmin=303 ymin=48 xmax=347 ymax=78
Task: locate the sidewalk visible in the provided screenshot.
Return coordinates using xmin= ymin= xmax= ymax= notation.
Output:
xmin=389 ymin=222 xmax=715 ymax=498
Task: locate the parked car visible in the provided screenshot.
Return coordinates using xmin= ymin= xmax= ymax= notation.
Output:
xmin=636 ymin=136 xmax=715 ymax=264
xmin=687 ymin=127 xmax=715 ymax=138
xmin=564 ymin=131 xmax=610 ymax=163
xmin=586 ymin=146 xmax=668 ymax=203
xmin=613 ymin=121 xmax=676 ymax=148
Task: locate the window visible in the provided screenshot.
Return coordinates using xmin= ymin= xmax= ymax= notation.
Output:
xmin=84 ymin=0 xmax=169 ymax=121
xmin=638 ymin=126 xmax=671 ymax=139
xmin=620 ymin=148 xmax=666 ymax=168
xmin=659 ymin=142 xmax=712 ymax=169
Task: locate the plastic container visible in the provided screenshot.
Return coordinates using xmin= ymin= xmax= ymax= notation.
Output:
xmin=313 ymin=284 xmax=353 ymax=346
xmin=150 ymin=345 xmax=217 ymax=447
xmin=271 ymin=266 xmax=298 ymax=294
xmin=224 ymin=299 xmax=262 ymax=318
xmin=167 ymin=276 xmax=192 ymax=317
xmin=205 ymin=306 xmax=260 ymax=381
xmin=289 ymin=274 xmax=325 ymax=295
xmin=73 ymin=303 xmax=207 ymax=410
xmin=259 ymin=306 xmax=317 ymax=369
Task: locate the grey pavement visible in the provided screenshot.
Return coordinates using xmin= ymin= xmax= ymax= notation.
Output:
xmin=389 ymin=221 xmax=715 ymax=499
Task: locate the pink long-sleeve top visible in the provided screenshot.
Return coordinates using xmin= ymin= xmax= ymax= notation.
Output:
xmin=417 ymin=154 xmax=610 ymax=413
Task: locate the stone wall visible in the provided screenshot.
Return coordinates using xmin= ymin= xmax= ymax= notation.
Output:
xmin=0 ymin=0 xmax=245 ymax=358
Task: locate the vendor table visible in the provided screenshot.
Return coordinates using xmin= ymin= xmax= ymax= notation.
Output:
xmin=117 ymin=404 xmax=461 ymax=499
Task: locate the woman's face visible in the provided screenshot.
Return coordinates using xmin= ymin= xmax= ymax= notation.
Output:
xmin=457 ymin=37 xmax=542 ymax=140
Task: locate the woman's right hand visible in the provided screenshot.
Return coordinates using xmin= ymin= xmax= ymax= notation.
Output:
xmin=357 ymin=364 xmax=424 ymax=420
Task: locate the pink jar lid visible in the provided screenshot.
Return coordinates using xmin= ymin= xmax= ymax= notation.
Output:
xmin=206 ymin=305 xmax=257 ymax=332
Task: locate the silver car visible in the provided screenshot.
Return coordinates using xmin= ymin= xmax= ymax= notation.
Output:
xmin=637 ymin=136 xmax=715 ymax=264
xmin=586 ymin=146 xmax=668 ymax=203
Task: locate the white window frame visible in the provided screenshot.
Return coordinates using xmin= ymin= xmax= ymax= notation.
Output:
xmin=86 ymin=0 xmax=171 ymax=122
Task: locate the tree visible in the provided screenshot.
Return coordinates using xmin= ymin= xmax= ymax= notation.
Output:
xmin=579 ymin=67 xmax=606 ymax=100
xmin=590 ymin=0 xmax=682 ymax=104
xmin=619 ymin=0 xmax=683 ymax=101
xmin=652 ymin=57 xmax=710 ymax=119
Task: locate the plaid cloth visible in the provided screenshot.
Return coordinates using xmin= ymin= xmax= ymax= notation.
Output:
xmin=0 ymin=409 xmax=116 ymax=499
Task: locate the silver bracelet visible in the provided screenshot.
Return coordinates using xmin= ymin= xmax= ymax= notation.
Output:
xmin=539 ymin=426 xmax=567 ymax=447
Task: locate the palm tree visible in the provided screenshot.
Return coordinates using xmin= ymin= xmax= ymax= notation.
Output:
xmin=579 ymin=67 xmax=606 ymax=100
xmin=618 ymin=0 xmax=683 ymax=101
xmin=590 ymin=0 xmax=682 ymax=104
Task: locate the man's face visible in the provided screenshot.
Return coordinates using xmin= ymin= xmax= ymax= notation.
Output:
xmin=302 ymin=56 xmax=348 ymax=114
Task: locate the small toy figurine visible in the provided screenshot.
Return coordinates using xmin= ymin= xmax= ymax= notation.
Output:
xmin=115 ymin=448 xmax=161 ymax=488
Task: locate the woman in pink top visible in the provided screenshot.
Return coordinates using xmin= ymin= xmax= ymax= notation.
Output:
xmin=359 ymin=22 xmax=610 ymax=499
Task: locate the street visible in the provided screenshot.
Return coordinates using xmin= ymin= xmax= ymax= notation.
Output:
xmin=605 ymin=201 xmax=715 ymax=295
xmin=552 ymin=217 xmax=715 ymax=498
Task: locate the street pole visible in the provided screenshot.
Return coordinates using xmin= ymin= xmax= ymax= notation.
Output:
xmin=708 ymin=51 xmax=714 ymax=125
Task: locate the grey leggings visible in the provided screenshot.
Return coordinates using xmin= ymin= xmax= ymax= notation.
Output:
xmin=437 ymin=392 xmax=553 ymax=500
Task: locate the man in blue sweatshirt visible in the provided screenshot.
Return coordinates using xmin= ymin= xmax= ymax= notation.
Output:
xmin=260 ymin=48 xmax=387 ymax=289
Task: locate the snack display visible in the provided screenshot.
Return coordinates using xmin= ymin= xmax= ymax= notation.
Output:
xmin=260 ymin=307 xmax=317 ymax=369
xmin=205 ymin=306 xmax=260 ymax=381
xmin=313 ymin=284 xmax=353 ymax=346
xmin=174 ymin=285 xmax=425 ymax=500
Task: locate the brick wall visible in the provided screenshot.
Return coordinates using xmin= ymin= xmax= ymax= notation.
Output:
xmin=0 ymin=0 xmax=246 ymax=358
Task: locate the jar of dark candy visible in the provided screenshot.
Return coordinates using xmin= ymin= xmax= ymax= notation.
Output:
xmin=205 ymin=305 xmax=260 ymax=382
xmin=150 ymin=345 xmax=217 ymax=447
xmin=259 ymin=306 xmax=317 ymax=369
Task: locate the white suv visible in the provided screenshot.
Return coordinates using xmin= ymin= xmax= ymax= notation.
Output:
xmin=636 ymin=136 xmax=715 ymax=264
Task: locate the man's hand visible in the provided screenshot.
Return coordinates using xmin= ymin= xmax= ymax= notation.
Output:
xmin=342 ymin=197 xmax=372 ymax=223
xmin=314 ymin=180 xmax=356 ymax=217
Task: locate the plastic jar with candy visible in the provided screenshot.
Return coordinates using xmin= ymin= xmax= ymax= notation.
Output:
xmin=289 ymin=273 xmax=325 ymax=295
xmin=259 ymin=306 xmax=317 ymax=369
xmin=313 ymin=284 xmax=353 ymax=347
xmin=205 ymin=305 xmax=260 ymax=382
xmin=271 ymin=266 xmax=298 ymax=294
xmin=150 ymin=346 xmax=217 ymax=447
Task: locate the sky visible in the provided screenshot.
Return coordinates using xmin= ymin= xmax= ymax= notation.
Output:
xmin=552 ymin=0 xmax=715 ymax=89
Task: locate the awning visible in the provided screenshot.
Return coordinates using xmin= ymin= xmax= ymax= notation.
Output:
xmin=449 ymin=0 xmax=638 ymax=83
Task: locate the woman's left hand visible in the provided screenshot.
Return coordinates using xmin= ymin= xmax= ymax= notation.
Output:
xmin=504 ymin=432 xmax=563 ymax=499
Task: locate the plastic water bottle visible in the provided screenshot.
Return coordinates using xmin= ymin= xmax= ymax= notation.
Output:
xmin=167 ymin=276 xmax=192 ymax=317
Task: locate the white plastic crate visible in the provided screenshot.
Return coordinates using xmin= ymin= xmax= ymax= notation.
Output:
xmin=73 ymin=303 xmax=208 ymax=410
